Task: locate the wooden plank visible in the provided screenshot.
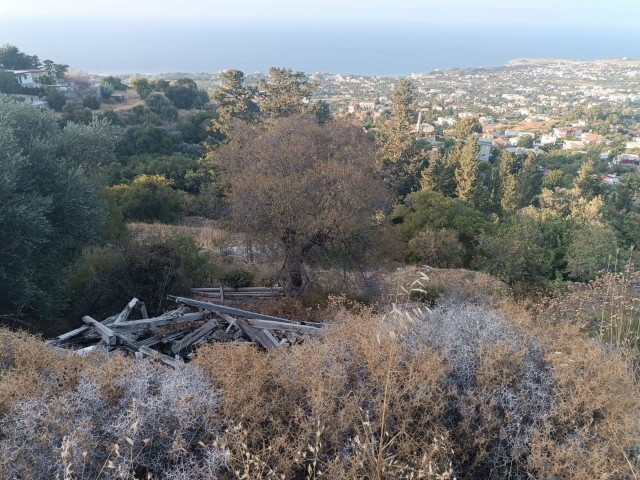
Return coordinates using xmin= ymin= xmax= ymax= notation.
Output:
xmin=169 ymin=296 xmax=299 ymax=325
xmin=108 ymin=312 xmax=206 ymax=333
xmin=46 ymin=325 xmax=91 ymax=345
xmin=83 ymin=316 xmax=116 ymax=347
xmin=243 ymin=317 xmax=323 ymax=335
xmin=113 ymin=298 xmax=139 ymax=324
xmin=192 ymin=287 xmax=284 ymax=293
xmin=140 ymin=303 xmax=149 ymax=319
xmin=138 ymin=345 xmax=185 ymax=369
xmin=137 ymin=329 xmax=192 ymax=348
xmin=234 ymin=318 xmax=271 ymax=349
xmin=171 ymin=318 xmax=219 ymax=354
xmin=217 ymin=312 xmax=237 ymax=333
xmin=260 ymin=328 xmax=280 ymax=348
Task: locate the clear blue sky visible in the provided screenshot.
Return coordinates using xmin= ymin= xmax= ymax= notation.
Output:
xmin=1 ymin=0 xmax=639 ymax=27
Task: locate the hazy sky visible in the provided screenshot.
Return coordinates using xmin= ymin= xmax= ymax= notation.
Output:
xmin=1 ymin=0 xmax=639 ymax=26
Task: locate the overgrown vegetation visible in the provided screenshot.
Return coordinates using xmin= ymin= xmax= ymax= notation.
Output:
xmin=0 ymin=299 xmax=637 ymax=479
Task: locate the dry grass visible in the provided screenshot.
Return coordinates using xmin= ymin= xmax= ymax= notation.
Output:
xmin=128 ymin=222 xmax=240 ymax=252
xmin=540 ymin=264 xmax=640 ymax=363
xmin=1 ymin=266 xmax=638 ymax=479
xmin=0 ymin=331 xmax=225 ymax=479
xmin=194 ymin=300 xmax=639 ymax=479
xmin=378 ymin=266 xmax=508 ymax=305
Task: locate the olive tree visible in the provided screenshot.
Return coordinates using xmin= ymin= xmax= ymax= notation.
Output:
xmin=213 ymin=114 xmax=387 ymax=294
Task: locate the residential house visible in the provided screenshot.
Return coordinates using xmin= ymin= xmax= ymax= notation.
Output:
xmin=478 ymin=138 xmax=492 ymax=162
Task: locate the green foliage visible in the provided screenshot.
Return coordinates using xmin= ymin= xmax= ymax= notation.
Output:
xmin=60 ymin=102 xmax=93 ymax=125
xmin=542 ymin=169 xmax=566 ymax=190
xmin=394 ymin=190 xmax=492 ymax=264
xmin=517 ymin=135 xmax=534 ymax=148
xmin=82 ymin=94 xmax=100 ymax=110
xmin=572 ymin=158 xmax=600 ymax=200
xmin=377 ymin=79 xmax=428 ymax=200
xmin=166 ymin=78 xmax=208 ymax=109
xmin=454 ymin=116 xmax=482 ymax=139
xmin=144 ymin=92 xmax=178 ymax=121
xmin=131 ymin=76 xmax=152 ymax=98
xmin=168 ymin=230 xmax=219 ymax=285
xmin=45 ymin=89 xmax=67 ymax=111
xmin=565 ymin=222 xmax=619 ymax=282
xmin=106 ymin=153 xmax=202 ymax=194
xmin=258 ymin=67 xmax=318 ymax=119
xmin=455 ymin=138 xmax=482 ymax=207
xmin=96 ymin=109 xmax=126 ymax=127
xmin=100 ymin=84 xmax=113 ymax=100
xmin=100 ymin=75 xmax=127 ymax=91
xmin=106 ymin=174 xmax=184 ymax=223
xmin=405 ymin=227 xmax=465 ymax=267
xmin=0 ymin=70 xmax=21 ymax=93
xmin=310 ymin=99 xmax=332 ymax=125
xmin=116 ymin=125 xmax=177 ymax=156
xmin=0 ymin=44 xmax=40 ymax=69
xmin=475 ymin=208 xmax=571 ymax=288
xmin=516 ymin=153 xmax=542 ymax=208
xmin=421 ymin=149 xmax=458 ymax=197
xmin=177 ymin=109 xmax=220 ymax=144
xmin=0 ymin=101 xmax=107 ymax=316
xmin=61 ymin=118 xmax=122 ymax=170
xmin=219 ymin=266 xmax=255 ymax=289
xmin=69 ymin=232 xmax=216 ymax=317
xmin=211 ymin=69 xmax=259 ymax=131
xmin=36 ymin=74 xmax=55 ymax=85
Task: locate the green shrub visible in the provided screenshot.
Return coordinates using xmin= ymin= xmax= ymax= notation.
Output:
xmin=69 ymin=231 xmax=218 ymax=318
xmin=219 ymin=267 xmax=254 ymax=289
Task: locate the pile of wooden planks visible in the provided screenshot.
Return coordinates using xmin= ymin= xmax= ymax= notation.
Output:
xmin=47 ymin=296 xmax=323 ymax=368
xmin=191 ymin=286 xmax=285 ymax=303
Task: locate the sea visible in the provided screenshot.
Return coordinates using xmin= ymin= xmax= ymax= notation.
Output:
xmin=1 ymin=19 xmax=638 ymax=76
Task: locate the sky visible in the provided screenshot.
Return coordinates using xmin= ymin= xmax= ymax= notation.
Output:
xmin=1 ymin=0 xmax=640 ymax=27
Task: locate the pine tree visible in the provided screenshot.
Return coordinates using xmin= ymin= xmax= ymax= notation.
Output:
xmin=572 ymin=159 xmax=600 ymax=200
xmin=421 ymin=151 xmax=457 ymax=196
xmin=376 ymin=79 xmax=427 ymax=200
xmin=258 ymin=67 xmax=318 ymax=119
xmin=516 ymin=153 xmax=542 ymax=208
xmin=455 ymin=138 xmax=481 ymax=207
xmin=377 ymin=79 xmax=418 ymax=163
xmin=496 ymin=151 xmax=518 ymax=215
xmin=211 ymin=69 xmax=259 ymax=132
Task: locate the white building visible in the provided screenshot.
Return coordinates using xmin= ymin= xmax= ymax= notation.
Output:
xmin=540 ymin=134 xmax=557 ymax=145
xmin=8 ymin=70 xmax=46 ymax=86
xmin=478 ymin=138 xmax=492 ymax=162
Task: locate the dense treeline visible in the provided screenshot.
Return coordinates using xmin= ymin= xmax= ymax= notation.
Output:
xmin=0 ymin=45 xmax=639 ymax=324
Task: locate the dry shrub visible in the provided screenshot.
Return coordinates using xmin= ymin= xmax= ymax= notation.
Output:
xmin=193 ymin=300 xmax=639 ymax=479
xmin=379 ymin=266 xmax=508 ymax=306
xmin=195 ymin=307 xmax=454 ymax=479
xmin=541 ymin=268 xmax=640 ymax=357
xmin=0 ymin=330 xmax=225 ymax=479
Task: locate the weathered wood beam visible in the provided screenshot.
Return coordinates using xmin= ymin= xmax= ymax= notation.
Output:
xmin=46 ymin=325 xmax=91 ymax=345
xmin=107 ymin=312 xmax=206 ymax=333
xmin=243 ymin=317 xmax=323 ymax=335
xmin=169 ymin=296 xmax=298 ymax=324
xmin=82 ymin=316 xmax=116 ymax=347
xmin=113 ymin=298 xmax=140 ymax=324
xmin=171 ymin=318 xmax=219 ymax=354
xmin=138 ymin=345 xmax=184 ymax=369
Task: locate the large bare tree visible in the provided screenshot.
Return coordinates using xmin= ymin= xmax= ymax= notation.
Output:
xmin=213 ymin=114 xmax=387 ymax=294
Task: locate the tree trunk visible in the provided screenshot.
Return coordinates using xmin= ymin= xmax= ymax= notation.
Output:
xmin=280 ymin=250 xmax=308 ymax=296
